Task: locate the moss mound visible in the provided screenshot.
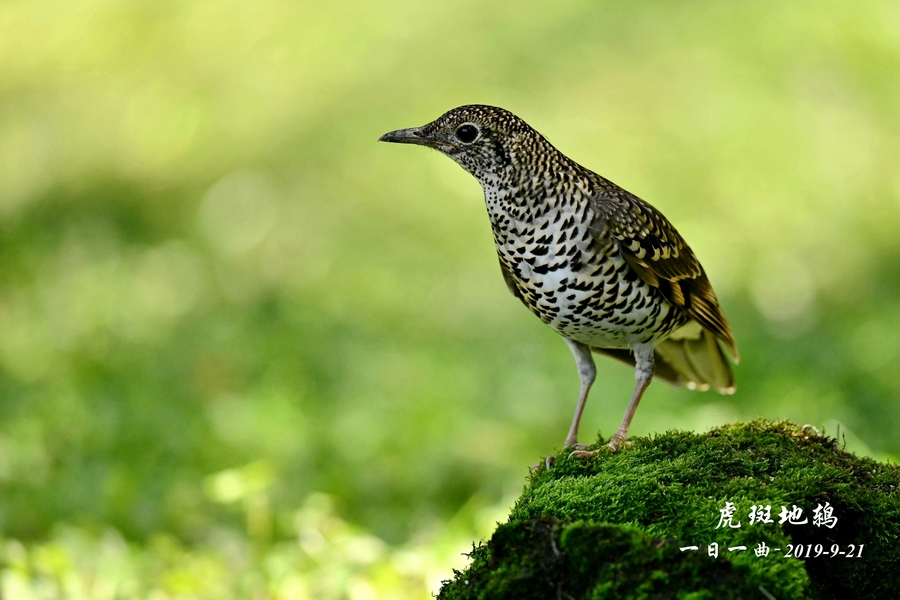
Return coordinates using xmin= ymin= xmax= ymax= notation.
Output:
xmin=439 ymin=420 xmax=900 ymax=600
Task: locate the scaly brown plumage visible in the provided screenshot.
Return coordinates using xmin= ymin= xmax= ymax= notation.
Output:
xmin=379 ymin=105 xmax=738 ymax=455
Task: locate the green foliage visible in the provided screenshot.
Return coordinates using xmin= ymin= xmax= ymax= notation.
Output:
xmin=0 ymin=0 xmax=899 ymax=597
xmin=440 ymin=520 xmax=760 ymax=600
xmin=440 ymin=421 xmax=900 ymax=599
xmin=0 ymin=492 xmax=505 ymax=599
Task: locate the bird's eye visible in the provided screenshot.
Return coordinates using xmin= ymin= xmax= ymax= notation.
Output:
xmin=455 ymin=124 xmax=479 ymax=143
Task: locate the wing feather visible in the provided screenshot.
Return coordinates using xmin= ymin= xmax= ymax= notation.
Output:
xmin=587 ymin=176 xmax=739 ymax=361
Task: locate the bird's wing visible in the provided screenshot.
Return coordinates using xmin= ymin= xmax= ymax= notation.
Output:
xmin=498 ymin=259 xmax=528 ymax=306
xmin=589 ymin=181 xmax=739 ymax=361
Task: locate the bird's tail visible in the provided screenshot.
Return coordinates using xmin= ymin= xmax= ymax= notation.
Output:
xmin=591 ymin=322 xmax=736 ymax=394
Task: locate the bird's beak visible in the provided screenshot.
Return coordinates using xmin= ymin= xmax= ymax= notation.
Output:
xmin=378 ymin=126 xmax=436 ymax=147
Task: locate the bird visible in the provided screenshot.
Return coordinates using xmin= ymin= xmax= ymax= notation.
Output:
xmin=379 ymin=105 xmax=738 ymax=455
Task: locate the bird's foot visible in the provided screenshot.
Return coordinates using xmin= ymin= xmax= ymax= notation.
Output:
xmin=606 ymin=433 xmax=632 ymax=452
xmin=530 ymin=455 xmax=556 ymax=472
xmin=532 ymin=441 xmax=595 ymax=470
xmin=568 ymin=448 xmax=599 ymax=459
xmin=801 ymin=424 xmax=821 ymax=436
xmin=534 ymin=438 xmax=630 ymax=468
xmin=564 ymin=441 xmax=594 ymax=459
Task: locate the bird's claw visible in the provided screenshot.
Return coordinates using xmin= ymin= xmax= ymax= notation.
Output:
xmin=607 ymin=436 xmax=633 ymax=452
xmin=530 ymin=455 xmax=556 ymax=472
xmin=533 ymin=438 xmax=632 ymax=469
xmin=566 ymin=442 xmax=590 ymax=452
xmin=801 ymin=424 xmax=820 ymax=436
xmin=564 ymin=441 xmax=597 ymax=459
xmin=568 ymin=448 xmax=599 ymax=459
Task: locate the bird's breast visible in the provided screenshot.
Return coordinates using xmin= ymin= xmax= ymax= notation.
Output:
xmin=487 ymin=194 xmax=683 ymax=349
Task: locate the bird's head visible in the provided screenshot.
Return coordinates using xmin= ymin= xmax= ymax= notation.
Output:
xmin=379 ymin=105 xmax=552 ymax=182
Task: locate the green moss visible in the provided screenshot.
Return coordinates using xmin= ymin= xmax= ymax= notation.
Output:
xmin=439 ymin=420 xmax=900 ymax=600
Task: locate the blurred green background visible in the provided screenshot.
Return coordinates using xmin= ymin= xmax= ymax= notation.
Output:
xmin=1 ymin=0 xmax=899 ymax=597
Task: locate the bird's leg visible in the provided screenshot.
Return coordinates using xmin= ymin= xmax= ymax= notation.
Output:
xmin=562 ymin=338 xmax=596 ymax=449
xmin=607 ymin=344 xmax=654 ymax=451
xmin=533 ymin=339 xmax=595 ymax=471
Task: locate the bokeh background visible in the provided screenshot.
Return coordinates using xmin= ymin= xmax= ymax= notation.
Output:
xmin=1 ymin=0 xmax=899 ymax=597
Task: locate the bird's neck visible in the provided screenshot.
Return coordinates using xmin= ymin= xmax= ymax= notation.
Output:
xmin=478 ymin=161 xmax=589 ymax=229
